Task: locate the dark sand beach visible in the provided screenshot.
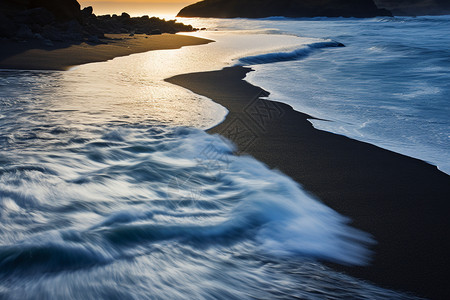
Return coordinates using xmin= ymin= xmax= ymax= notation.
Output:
xmin=2 ymin=30 xmax=449 ymax=298
xmin=167 ymin=66 xmax=450 ymax=300
xmin=0 ymin=34 xmax=212 ymax=70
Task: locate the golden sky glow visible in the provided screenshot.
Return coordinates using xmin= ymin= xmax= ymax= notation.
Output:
xmin=82 ymin=0 xmax=192 ymax=2
xmin=78 ymin=0 xmax=197 ymax=18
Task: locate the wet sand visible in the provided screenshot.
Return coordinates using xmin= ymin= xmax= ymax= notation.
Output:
xmin=166 ymin=66 xmax=450 ymax=300
xmin=0 ymin=34 xmax=213 ymax=71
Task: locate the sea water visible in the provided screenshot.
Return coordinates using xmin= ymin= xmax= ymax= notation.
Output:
xmin=0 ymin=17 xmax=438 ymax=299
xmin=188 ymin=16 xmax=450 ymax=174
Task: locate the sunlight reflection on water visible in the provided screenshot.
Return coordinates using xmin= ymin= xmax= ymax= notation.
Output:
xmin=57 ymin=31 xmax=316 ymax=129
xmin=0 ymin=25 xmax=425 ymax=300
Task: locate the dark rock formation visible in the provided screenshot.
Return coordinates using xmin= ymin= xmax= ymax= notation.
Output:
xmin=0 ymin=0 xmax=197 ymax=44
xmin=80 ymin=8 xmax=195 ymax=38
xmin=374 ymin=0 xmax=450 ymax=15
xmin=177 ymin=0 xmax=392 ymax=18
xmin=1 ymin=0 xmax=80 ymax=21
xmin=30 ymin=0 xmax=81 ymax=21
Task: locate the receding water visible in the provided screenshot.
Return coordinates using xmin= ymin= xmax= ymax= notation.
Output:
xmin=188 ymin=16 xmax=450 ymax=175
xmin=0 ymin=20 xmax=431 ymax=299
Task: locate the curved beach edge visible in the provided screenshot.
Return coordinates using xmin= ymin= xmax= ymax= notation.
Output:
xmin=166 ymin=65 xmax=450 ymax=300
xmin=0 ymin=34 xmax=214 ymax=71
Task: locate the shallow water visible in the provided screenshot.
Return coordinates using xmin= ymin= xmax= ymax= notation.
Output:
xmin=0 ymin=22 xmax=427 ymax=299
xmin=186 ymin=16 xmax=450 ymax=174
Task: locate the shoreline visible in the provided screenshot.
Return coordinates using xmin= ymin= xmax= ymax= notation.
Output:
xmin=166 ymin=66 xmax=450 ymax=300
xmin=2 ymin=27 xmax=449 ymax=298
xmin=0 ymin=34 xmax=213 ymax=71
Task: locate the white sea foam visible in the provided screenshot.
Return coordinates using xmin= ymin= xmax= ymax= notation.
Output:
xmin=0 ymin=18 xmax=434 ymax=299
xmin=237 ymin=41 xmax=344 ymax=65
xmin=183 ymin=17 xmax=450 ymax=174
xmin=229 ymin=16 xmax=450 ymax=174
xmin=0 ymin=125 xmax=372 ymax=270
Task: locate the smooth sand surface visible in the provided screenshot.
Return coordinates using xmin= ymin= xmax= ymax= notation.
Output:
xmin=167 ymin=66 xmax=450 ymax=300
xmin=0 ymin=34 xmax=213 ymax=71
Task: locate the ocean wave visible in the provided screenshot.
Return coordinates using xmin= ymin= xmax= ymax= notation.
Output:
xmin=259 ymin=16 xmax=370 ymax=21
xmin=0 ymin=231 xmax=113 ymax=275
xmin=0 ymin=125 xmax=373 ymax=273
xmin=237 ymin=41 xmax=345 ymax=65
xmin=0 ymin=21 xmax=431 ymax=298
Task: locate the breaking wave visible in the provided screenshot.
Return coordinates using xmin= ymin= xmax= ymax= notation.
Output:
xmin=0 ymin=125 xmax=373 ymax=276
xmin=237 ymin=41 xmax=345 ymax=65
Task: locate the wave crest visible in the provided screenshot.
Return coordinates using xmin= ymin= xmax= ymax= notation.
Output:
xmin=237 ymin=41 xmax=345 ymax=65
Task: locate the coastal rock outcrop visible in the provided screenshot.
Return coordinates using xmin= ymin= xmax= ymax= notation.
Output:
xmin=29 ymin=0 xmax=81 ymax=21
xmin=0 ymin=0 xmax=196 ymax=44
xmin=177 ymin=0 xmax=392 ymax=18
xmin=80 ymin=8 xmax=194 ymax=38
xmin=1 ymin=0 xmax=80 ymax=21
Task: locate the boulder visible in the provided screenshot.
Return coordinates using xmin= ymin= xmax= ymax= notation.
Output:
xmin=120 ymin=12 xmax=130 ymax=19
xmin=81 ymin=6 xmax=93 ymax=18
xmin=29 ymin=0 xmax=81 ymax=21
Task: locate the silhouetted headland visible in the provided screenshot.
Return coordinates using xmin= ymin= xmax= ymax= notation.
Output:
xmin=177 ymin=0 xmax=392 ymax=18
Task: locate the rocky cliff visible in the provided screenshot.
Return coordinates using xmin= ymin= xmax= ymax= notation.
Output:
xmin=177 ymin=0 xmax=392 ymax=18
